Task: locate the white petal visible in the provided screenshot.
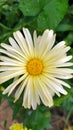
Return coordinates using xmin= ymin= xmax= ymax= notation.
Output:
xmin=43 ymin=45 xmax=70 ymax=62
xmin=0 ymin=61 xmax=24 ymax=66
xmin=40 ymin=34 xmax=56 ymax=58
xmin=33 ymin=30 xmax=37 ymax=44
xmin=47 ymin=30 xmax=55 ymax=49
xmin=41 ymin=76 xmax=60 ymax=97
xmin=36 ymin=77 xmax=53 ymax=107
xmin=13 ymin=31 xmax=30 ymax=57
xmin=22 ymin=76 xmax=37 ymax=109
xmin=0 ymin=66 xmax=24 ymax=71
xmin=0 ymin=56 xmax=24 ymax=65
xmin=38 ymin=30 xmax=56 ymax=56
xmin=58 ymin=56 xmax=72 ymax=63
xmin=3 ymin=74 xmax=27 ymax=95
xmin=55 ymin=62 xmax=73 ymax=67
xmin=34 ymin=36 xmax=41 ymax=57
xmin=22 ymin=78 xmax=31 ymax=109
xmin=51 ymin=78 xmax=71 ymax=88
xmin=14 ymin=77 xmax=28 ymax=102
xmin=23 ymin=28 xmax=34 ymax=55
xmin=33 ymin=78 xmax=41 ymax=105
xmin=42 ymin=75 xmax=67 ymax=95
xmin=52 ymin=41 xmax=65 ymax=51
xmin=39 ymin=29 xmax=49 ymax=48
xmin=1 ymin=43 xmax=28 ymax=60
xmin=0 ymin=70 xmax=24 ymax=84
xmin=9 ymin=37 xmax=21 ymax=51
xmin=0 ymin=48 xmax=25 ymax=62
xmin=45 ymin=68 xmax=73 ymax=75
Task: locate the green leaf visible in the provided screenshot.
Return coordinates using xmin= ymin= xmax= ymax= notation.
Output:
xmin=23 ymin=106 xmax=51 ymax=130
xmin=19 ymin=0 xmax=51 ymax=17
xmin=0 ymin=0 xmax=7 ymax=6
xmin=12 ymin=101 xmax=22 ymax=119
xmin=19 ymin=0 xmax=41 ymax=16
xmin=68 ymin=5 xmax=73 ymax=14
xmin=37 ymin=0 xmax=68 ymax=30
xmin=56 ymin=24 xmax=73 ymax=32
xmin=65 ymin=32 xmax=73 ymax=46
xmin=32 ymin=111 xmax=51 ymax=130
xmin=54 ymin=94 xmax=69 ymax=106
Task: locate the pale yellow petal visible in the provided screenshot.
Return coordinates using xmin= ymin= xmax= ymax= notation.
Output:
xmin=0 ymin=70 xmax=24 ymax=84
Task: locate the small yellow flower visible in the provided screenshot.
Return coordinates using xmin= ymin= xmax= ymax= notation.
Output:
xmin=64 ymin=126 xmax=73 ymax=130
xmin=10 ymin=123 xmax=32 ymax=130
xmin=0 ymin=86 xmax=5 ymax=92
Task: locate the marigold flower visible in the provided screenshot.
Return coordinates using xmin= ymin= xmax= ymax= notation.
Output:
xmin=9 ymin=123 xmax=32 ymax=130
xmin=64 ymin=126 xmax=73 ymax=130
xmin=0 ymin=28 xmax=73 ymax=109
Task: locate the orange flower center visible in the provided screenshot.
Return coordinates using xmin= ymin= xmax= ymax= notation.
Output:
xmin=27 ymin=58 xmax=43 ymax=76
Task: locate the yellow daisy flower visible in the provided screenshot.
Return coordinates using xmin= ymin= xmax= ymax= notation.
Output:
xmin=0 ymin=28 xmax=73 ymax=109
xmin=9 ymin=123 xmax=32 ymax=130
xmin=64 ymin=126 xmax=73 ymax=130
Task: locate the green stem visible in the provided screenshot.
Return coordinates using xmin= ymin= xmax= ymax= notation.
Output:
xmin=0 ymin=23 xmax=11 ymax=30
xmin=66 ymin=106 xmax=73 ymax=122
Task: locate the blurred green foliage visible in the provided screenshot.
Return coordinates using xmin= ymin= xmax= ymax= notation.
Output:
xmin=0 ymin=0 xmax=73 ymax=130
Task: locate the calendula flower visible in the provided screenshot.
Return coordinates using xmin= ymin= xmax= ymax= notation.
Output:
xmin=9 ymin=123 xmax=32 ymax=130
xmin=64 ymin=126 xmax=73 ymax=130
xmin=0 ymin=28 xmax=73 ymax=109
